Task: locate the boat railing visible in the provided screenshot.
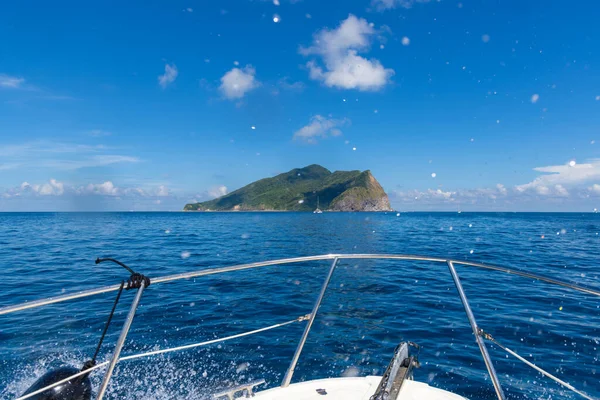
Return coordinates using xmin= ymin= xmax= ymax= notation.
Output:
xmin=1 ymin=254 xmax=599 ymax=400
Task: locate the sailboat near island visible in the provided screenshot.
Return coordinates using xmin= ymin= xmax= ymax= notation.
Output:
xmin=313 ymin=196 xmax=323 ymax=214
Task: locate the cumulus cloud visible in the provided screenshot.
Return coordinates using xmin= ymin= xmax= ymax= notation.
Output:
xmin=6 ymin=180 xmax=64 ymax=197
xmin=515 ymin=159 xmax=600 ymax=195
xmin=29 ymin=179 xmax=65 ymax=196
xmin=293 ymin=115 xmax=349 ymax=143
xmin=84 ymin=181 xmax=119 ymax=196
xmin=186 ymin=185 xmax=228 ymax=203
xmin=0 ymin=74 xmax=25 ymax=89
xmin=158 ymin=64 xmax=178 ymax=88
xmin=156 ymin=185 xmax=170 ymax=197
xmin=2 ymin=179 xmax=173 ymax=200
xmin=219 ymin=66 xmax=259 ymax=99
xmin=391 ymin=160 xmax=600 ymax=210
xmin=393 ymin=186 xmax=508 ymax=204
xmin=371 ymin=0 xmax=432 ymax=11
xmin=300 ymin=15 xmax=394 ymax=91
xmin=208 ymin=185 xmax=228 ymax=198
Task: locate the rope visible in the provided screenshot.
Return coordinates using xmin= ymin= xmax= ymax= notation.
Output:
xmin=89 ymin=281 xmax=125 ymax=366
xmin=120 ymin=314 xmax=310 ymax=362
xmin=125 ymin=273 xmax=150 ymax=290
xmin=479 ymin=329 xmax=596 ymax=400
xmin=95 ymin=258 xmax=136 ymax=275
xmin=14 ymin=315 xmax=309 ymax=400
xmin=95 ymin=258 xmax=151 ymax=290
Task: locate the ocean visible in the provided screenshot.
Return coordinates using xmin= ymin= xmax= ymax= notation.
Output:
xmin=0 ymin=212 xmax=599 ymax=399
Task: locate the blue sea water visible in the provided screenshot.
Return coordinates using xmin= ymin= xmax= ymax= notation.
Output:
xmin=0 ymin=212 xmax=599 ymax=399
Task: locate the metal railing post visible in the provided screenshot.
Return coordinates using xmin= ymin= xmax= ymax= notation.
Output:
xmin=281 ymin=257 xmax=339 ymax=388
xmin=447 ymin=261 xmax=506 ymax=400
xmin=96 ymin=283 xmax=146 ymax=400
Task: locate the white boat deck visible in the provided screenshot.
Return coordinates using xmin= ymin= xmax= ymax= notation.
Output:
xmin=253 ymin=377 xmax=468 ymax=400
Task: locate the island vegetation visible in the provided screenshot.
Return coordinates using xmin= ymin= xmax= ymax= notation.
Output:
xmin=184 ymin=164 xmax=392 ymax=212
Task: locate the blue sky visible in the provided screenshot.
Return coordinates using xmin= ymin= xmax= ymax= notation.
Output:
xmin=1 ymin=0 xmax=599 ymax=211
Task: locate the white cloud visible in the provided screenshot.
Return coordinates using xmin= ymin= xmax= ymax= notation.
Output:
xmin=300 ymin=15 xmax=394 ymax=91
xmin=84 ymin=181 xmax=119 ymax=196
xmin=3 ymin=180 xmax=171 ymax=200
xmin=39 ymin=179 xmax=64 ymax=196
xmin=425 ymin=189 xmax=455 ymax=199
xmin=391 ymin=182 xmax=600 ymax=211
xmin=391 ymin=185 xmax=510 ymax=208
xmin=219 ymin=66 xmax=259 ymax=99
xmin=515 ymin=159 xmax=600 ymax=194
xmin=391 ymin=160 xmax=600 ymax=210
xmin=293 ymin=115 xmax=349 ymax=143
xmin=208 ymin=185 xmax=228 ymax=198
xmin=157 ymin=185 xmax=170 ymax=197
xmin=554 ymin=184 xmax=569 ymax=197
xmin=18 ymin=179 xmax=64 ymax=196
xmin=158 ymin=64 xmax=178 ymax=88
xmin=0 ymin=74 xmax=25 ymax=89
xmin=371 ymin=0 xmax=431 ymax=11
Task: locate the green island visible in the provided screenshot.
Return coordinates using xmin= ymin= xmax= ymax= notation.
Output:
xmin=184 ymin=164 xmax=393 ymax=212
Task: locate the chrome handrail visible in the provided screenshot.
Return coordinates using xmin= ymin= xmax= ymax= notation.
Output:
xmin=447 ymin=261 xmax=505 ymax=399
xmin=281 ymin=257 xmax=339 ymax=387
xmin=96 ymin=281 xmax=146 ymax=400
xmin=2 ymin=253 xmax=599 ymax=400
xmin=2 ymin=253 xmax=599 ymax=316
